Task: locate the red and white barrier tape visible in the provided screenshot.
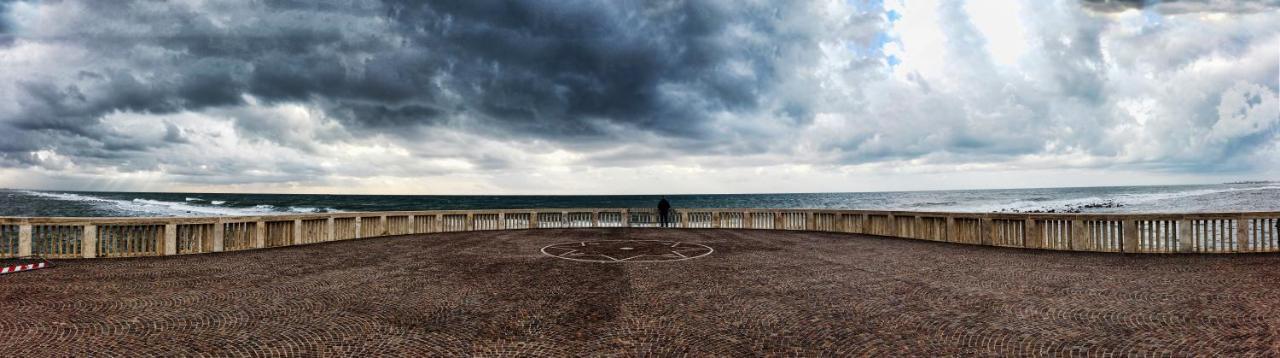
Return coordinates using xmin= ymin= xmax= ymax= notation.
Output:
xmin=1 ymin=262 xmax=47 ymax=275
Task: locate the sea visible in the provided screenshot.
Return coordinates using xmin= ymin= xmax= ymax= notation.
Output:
xmin=1 ymin=183 xmax=1278 ymax=218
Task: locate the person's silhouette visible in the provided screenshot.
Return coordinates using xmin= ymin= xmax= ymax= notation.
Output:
xmin=657 ymin=196 xmax=672 ymax=228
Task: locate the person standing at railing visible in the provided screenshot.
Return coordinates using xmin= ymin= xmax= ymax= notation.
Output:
xmin=658 ymin=197 xmax=672 ymax=228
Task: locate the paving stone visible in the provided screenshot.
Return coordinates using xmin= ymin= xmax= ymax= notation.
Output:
xmin=1 ymin=228 xmax=1278 ymax=356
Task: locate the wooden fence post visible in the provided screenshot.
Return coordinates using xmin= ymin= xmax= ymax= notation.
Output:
xmin=164 ymin=223 xmax=178 ymax=255
xmin=82 ymin=224 xmax=97 ymax=258
xmin=1122 ymin=218 xmax=1140 ymax=253
xmin=326 ymin=217 xmax=335 ymax=242
xmin=980 ymin=217 xmax=993 ymax=246
xmin=1071 ymin=219 xmax=1086 ymax=251
xmin=293 ymin=219 xmax=303 ymax=245
xmin=1023 ymin=218 xmax=1037 ymax=249
xmin=888 ymin=214 xmax=899 ymax=237
xmin=354 ymin=217 xmax=363 ymax=239
xmin=212 ymin=220 xmax=225 ymax=252
xmin=254 ymin=220 xmax=266 ymax=248
xmin=621 ymin=209 xmax=629 ymax=227
xmin=1177 ymin=218 xmax=1192 ymax=252
xmin=1236 ymin=217 xmax=1250 ymax=252
xmin=17 ymin=223 xmax=32 ymax=257
xmin=943 ymin=216 xmax=955 ymax=242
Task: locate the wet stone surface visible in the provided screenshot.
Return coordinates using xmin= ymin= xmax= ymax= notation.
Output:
xmin=1 ymin=228 xmax=1279 ymax=356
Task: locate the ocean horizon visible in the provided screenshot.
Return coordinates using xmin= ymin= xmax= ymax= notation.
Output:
xmin=4 ymin=182 xmax=1278 ymax=218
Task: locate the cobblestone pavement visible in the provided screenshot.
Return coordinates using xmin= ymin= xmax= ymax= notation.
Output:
xmin=2 ymin=229 xmax=1279 ymax=356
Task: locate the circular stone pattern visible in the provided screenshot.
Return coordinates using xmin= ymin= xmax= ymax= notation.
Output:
xmin=541 ymin=240 xmax=713 ymax=262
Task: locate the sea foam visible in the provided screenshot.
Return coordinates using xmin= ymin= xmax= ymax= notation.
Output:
xmin=22 ymin=191 xmax=289 ymax=217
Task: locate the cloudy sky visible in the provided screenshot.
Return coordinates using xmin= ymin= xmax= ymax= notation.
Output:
xmin=0 ymin=0 xmax=1277 ymax=194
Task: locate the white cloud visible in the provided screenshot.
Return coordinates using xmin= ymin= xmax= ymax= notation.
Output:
xmin=1209 ymin=82 xmax=1279 ymax=142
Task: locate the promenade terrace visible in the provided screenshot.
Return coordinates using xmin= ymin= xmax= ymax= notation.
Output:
xmin=2 ymin=209 xmax=1279 ymax=355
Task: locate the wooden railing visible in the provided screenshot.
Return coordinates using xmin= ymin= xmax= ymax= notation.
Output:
xmin=1 ymin=209 xmax=1278 ymax=259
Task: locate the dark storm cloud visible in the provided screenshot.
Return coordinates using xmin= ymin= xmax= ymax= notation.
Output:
xmin=1080 ymin=0 xmax=1280 ymax=13
xmin=1081 ymin=0 xmax=1156 ymax=12
xmin=3 ymin=0 xmax=803 ymax=156
xmin=0 ymin=0 xmax=16 ymax=34
xmin=371 ymin=0 xmax=788 ymax=139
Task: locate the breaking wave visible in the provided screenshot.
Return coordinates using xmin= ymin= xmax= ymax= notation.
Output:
xmin=21 ymin=191 xmax=340 ymax=217
xmin=963 ymin=185 xmax=1280 ymax=213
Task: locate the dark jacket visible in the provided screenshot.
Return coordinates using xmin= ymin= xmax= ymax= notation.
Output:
xmin=658 ymin=199 xmax=671 ymax=212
